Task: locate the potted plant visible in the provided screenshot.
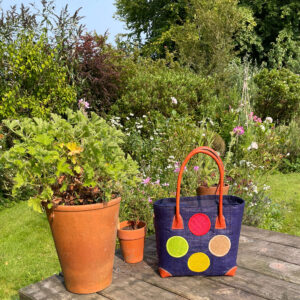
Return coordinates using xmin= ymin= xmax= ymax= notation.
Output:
xmin=117 ymin=188 xmax=148 ymax=264
xmin=1 ymin=109 xmax=139 ymax=294
xmin=190 ymin=155 xmax=230 ymax=196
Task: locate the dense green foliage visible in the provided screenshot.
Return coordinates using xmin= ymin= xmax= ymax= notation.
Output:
xmin=239 ymin=0 xmax=300 ymax=72
xmin=116 ymin=0 xmax=300 ymax=73
xmin=1 ymin=109 xmax=139 ymax=212
xmin=0 ymin=32 xmax=77 ymax=119
xmin=253 ymin=68 xmax=300 ymax=124
xmin=111 ymin=56 xmax=240 ymax=119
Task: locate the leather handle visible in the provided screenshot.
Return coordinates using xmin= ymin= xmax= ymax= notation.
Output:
xmin=172 ymin=147 xmax=226 ymax=230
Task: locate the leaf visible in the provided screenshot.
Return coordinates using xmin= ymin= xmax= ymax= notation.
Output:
xmin=66 ymin=142 xmax=83 ymax=156
xmin=74 ymin=165 xmax=81 ymax=174
xmin=34 ymin=134 xmax=54 ymax=146
xmin=28 ymin=197 xmax=42 ymax=213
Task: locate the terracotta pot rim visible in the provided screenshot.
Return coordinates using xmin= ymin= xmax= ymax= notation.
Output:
xmin=118 ymin=220 xmax=146 ymax=240
xmin=51 ymin=197 xmax=121 ymax=212
xmin=198 ymin=184 xmax=230 ymax=188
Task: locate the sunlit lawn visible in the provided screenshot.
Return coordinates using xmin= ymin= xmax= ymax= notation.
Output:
xmin=0 ymin=201 xmax=60 ymax=299
xmin=0 ymin=172 xmax=299 ymax=299
xmin=265 ymin=172 xmax=300 ymax=236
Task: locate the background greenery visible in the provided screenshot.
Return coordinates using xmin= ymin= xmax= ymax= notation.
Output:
xmin=0 ymin=0 xmax=299 ymax=298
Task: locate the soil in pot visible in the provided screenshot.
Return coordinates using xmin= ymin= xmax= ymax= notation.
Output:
xmin=117 ymin=220 xmax=146 ymax=264
xmin=196 ymin=184 xmax=230 ymax=196
xmin=46 ymin=197 xmax=121 ymax=294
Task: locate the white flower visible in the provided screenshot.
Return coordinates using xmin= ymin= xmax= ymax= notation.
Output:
xmin=286 ymin=153 xmax=290 ymax=157
xmin=171 ymin=97 xmax=178 ymax=105
xmin=150 ymin=136 xmax=154 ymax=140
xmin=247 ymin=142 xmax=258 ymax=151
xmin=129 ymin=113 xmax=134 ymax=116
xmin=142 ymin=115 xmax=147 ymax=118
xmin=202 ymin=133 xmax=206 ymax=137
xmin=252 ymin=185 xmax=258 ymax=194
xmin=169 ymin=155 xmax=175 ymax=159
xmin=265 ymin=117 xmax=273 ymax=124
xmin=126 ymin=117 xmax=130 ymax=120
xmin=263 ymin=184 xmax=270 ymax=191
xmin=260 ymin=125 xmax=265 ymax=131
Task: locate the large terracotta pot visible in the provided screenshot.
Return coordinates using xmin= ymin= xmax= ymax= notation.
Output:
xmin=46 ymin=197 xmax=121 ymax=294
xmin=196 ymin=184 xmax=229 ymax=196
xmin=117 ymin=220 xmax=146 ymax=264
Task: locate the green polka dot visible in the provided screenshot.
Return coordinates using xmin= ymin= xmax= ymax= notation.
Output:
xmin=166 ymin=236 xmax=189 ymax=258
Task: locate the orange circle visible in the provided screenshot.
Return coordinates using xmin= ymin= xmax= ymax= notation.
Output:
xmin=209 ymin=235 xmax=231 ymax=257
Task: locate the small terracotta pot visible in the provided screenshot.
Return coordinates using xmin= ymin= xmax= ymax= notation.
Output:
xmin=46 ymin=197 xmax=121 ymax=294
xmin=196 ymin=184 xmax=230 ymax=196
xmin=117 ymin=220 xmax=146 ymax=264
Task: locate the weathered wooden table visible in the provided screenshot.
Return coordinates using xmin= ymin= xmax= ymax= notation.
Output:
xmin=19 ymin=225 xmax=300 ymax=300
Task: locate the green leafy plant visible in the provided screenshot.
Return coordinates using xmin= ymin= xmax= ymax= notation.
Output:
xmin=1 ymin=109 xmax=139 ymax=212
xmin=253 ymin=68 xmax=300 ymax=124
xmin=0 ymin=32 xmax=77 ymax=120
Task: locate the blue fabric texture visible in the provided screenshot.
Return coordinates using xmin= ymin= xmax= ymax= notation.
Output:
xmin=154 ymin=195 xmax=245 ymax=276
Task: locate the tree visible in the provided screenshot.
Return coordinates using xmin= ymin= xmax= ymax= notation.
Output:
xmin=115 ymin=0 xmax=189 ymax=57
xmin=239 ymin=0 xmax=300 ymax=72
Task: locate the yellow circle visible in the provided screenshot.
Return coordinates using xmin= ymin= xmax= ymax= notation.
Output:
xmin=188 ymin=252 xmax=210 ymax=272
xmin=209 ymin=235 xmax=231 ymax=257
xmin=166 ymin=236 xmax=189 ymax=258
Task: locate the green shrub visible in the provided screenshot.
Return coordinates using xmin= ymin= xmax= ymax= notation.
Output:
xmin=1 ymin=109 xmax=139 ymax=212
xmin=111 ymin=57 xmax=218 ymax=119
xmin=253 ymin=68 xmax=300 ymax=124
xmin=0 ymin=32 xmax=77 ymax=120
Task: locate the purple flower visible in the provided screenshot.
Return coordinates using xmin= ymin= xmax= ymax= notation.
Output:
xmin=148 ymin=198 xmax=152 ymax=203
xmin=193 ymin=166 xmax=199 ymax=171
xmin=233 ymin=126 xmax=245 ymax=135
xmin=174 ymin=167 xmax=180 ymax=173
xmin=142 ymin=177 xmax=151 ymax=184
xmin=78 ymin=99 xmax=90 ymax=109
xmin=154 ymin=179 xmax=160 ymax=185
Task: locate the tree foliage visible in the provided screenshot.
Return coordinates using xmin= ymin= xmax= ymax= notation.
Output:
xmin=0 ymin=32 xmax=77 ymax=119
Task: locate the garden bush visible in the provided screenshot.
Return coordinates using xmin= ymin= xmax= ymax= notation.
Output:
xmin=110 ymin=57 xmax=220 ymax=119
xmin=253 ymin=68 xmax=300 ymax=124
xmin=0 ymin=32 xmax=77 ymax=120
xmin=73 ymin=33 xmax=126 ymax=115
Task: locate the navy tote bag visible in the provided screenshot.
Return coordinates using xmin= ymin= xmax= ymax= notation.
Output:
xmin=154 ymin=147 xmax=245 ymax=278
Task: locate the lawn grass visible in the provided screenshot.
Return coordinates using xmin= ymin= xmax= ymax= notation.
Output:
xmin=265 ymin=172 xmax=300 ymax=236
xmin=0 ymin=173 xmax=299 ymax=299
xmin=0 ymin=201 xmax=60 ymax=300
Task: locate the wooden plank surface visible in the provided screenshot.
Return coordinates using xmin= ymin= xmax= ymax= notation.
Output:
xmin=19 ymin=226 xmax=300 ymax=300
xmin=19 ymin=275 xmax=107 ymax=300
xmin=241 ymin=225 xmax=300 ymax=249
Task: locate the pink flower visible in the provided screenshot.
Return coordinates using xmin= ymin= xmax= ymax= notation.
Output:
xmin=253 ymin=115 xmax=262 ymax=123
xmin=174 ymin=166 xmax=186 ymax=173
xmin=249 ymin=112 xmax=254 ymax=119
xmin=193 ymin=166 xmax=199 ymax=171
xmin=78 ymin=99 xmax=90 ymax=109
xmin=162 ymin=183 xmax=169 ymax=187
xmin=148 ymin=198 xmax=152 ymax=203
xmin=142 ymin=177 xmax=151 ymax=184
xmin=154 ymin=179 xmax=160 ymax=185
xmin=233 ymin=126 xmax=245 ymax=135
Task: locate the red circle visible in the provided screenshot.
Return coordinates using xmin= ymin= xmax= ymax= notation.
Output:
xmin=188 ymin=213 xmax=211 ymax=236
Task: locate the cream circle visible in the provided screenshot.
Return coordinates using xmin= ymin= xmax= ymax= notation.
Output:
xmin=208 ymin=235 xmax=231 ymax=257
